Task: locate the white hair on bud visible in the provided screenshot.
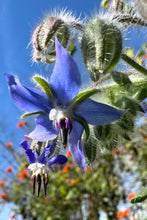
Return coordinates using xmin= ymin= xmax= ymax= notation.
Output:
xmin=30 ymin=73 xmax=50 ymax=89
xmin=43 ymin=7 xmax=84 ymax=30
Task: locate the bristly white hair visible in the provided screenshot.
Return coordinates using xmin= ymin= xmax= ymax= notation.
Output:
xmin=42 ymin=7 xmax=84 ymax=30
xmin=28 ymin=8 xmax=84 ymax=64
xmin=30 ymin=73 xmax=50 ymax=90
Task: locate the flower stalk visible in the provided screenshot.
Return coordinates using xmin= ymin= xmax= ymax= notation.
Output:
xmin=121 ymin=53 xmax=147 ymax=76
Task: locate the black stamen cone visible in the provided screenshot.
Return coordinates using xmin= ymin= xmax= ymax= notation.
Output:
xmin=37 ymin=174 xmax=42 ymax=197
xmin=60 ymin=128 xmax=68 ymax=145
xmin=59 ymin=119 xmax=69 ymax=145
xmin=32 ymin=176 xmax=36 ymax=195
xmin=43 ymin=174 xmax=49 ymax=197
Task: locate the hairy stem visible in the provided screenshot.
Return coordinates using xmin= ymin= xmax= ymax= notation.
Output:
xmin=121 ymin=53 xmax=147 ymax=76
xmin=112 ymin=14 xmax=147 ymax=27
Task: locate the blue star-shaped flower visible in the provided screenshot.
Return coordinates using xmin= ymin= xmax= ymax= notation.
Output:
xmin=21 ymin=140 xmax=67 ymax=196
xmin=5 ymin=38 xmax=125 ymax=172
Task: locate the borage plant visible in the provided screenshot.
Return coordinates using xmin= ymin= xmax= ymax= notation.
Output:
xmin=5 ymin=38 xmax=125 ymax=172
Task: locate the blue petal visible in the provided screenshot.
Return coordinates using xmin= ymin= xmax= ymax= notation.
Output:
xmin=20 ymin=141 xmax=36 ymax=164
xmin=48 ymin=155 xmax=68 ymax=166
xmin=5 ymin=73 xmax=51 ymax=113
xmin=38 ymin=142 xmax=56 ymax=164
xmin=68 ymin=122 xmax=85 ymax=172
xmin=25 ymin=114 xmax=57 ymax=141
xmin=44 ymin=142 xmax=56 ymax=158
xmin=75 ymin=98 xmax=125 ymax=125
xmin=49 ymin=38 xmax=81 ymax=106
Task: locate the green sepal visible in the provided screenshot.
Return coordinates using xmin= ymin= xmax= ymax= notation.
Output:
xmin=111 ymin=71 xmax=132 ymax=90
xmin=48 ymin=50 xmax=56 ymax=56
xmin=130 ymin=187 xmax=147 ymax=203
xmin=46 ymin=58 xmax=56 ymax=64
xmin=32 ymin=75 xmax=53 ymax=97
xmin=72 ymin=89 xmax=99 ymax=106
xmin=20 ymin=111 xmax=45 ymax=119
xmin=73 ymin=115 xmax=90 ymax=140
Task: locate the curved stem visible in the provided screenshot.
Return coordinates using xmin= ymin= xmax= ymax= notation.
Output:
xmin=112 ymin=14 xmax=147 ymax=27
xmin=121 ymin=53 xmax=147 ymax=76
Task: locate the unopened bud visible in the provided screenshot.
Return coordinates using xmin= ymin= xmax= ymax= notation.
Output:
xmin=31 ymin=9 xmax=83 ymax=63
xmin=32 ymin=17 xmax=69 ymax=63
xmin=80 ymin=17 xmax=122 ymax=81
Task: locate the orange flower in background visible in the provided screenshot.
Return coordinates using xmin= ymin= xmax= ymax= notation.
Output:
xmin=61 ymin=164 xmax=72 ymax=173
xmin=5 ymin=142 xmax=13 ymax=148
xmin=70 ymin=178 xmax=79 ymax=185
xmin=16 ymin=121 xmax=26 ymax=128
xmin=127 ymin=192 xmax=137 ymax=200
xmin=117 ymin=208 xmax=131 ymax=218
xmin=86 ymin=167 xmax=92 ymax=172
xmin=0 ymin=193 xmax=7 ymax=199
xmin=144 ymin=55 xmax=147 ymax=59
xmin=10 ymin=214 xmax=17 ymax=219
xmin=5 ymin=166 xmax=14 ymax=173
xmin=0 ymin=181 xmax=6 ymax=186
xmin=17 ymin=169 xmax=28 ymax=179
xmin=44 ymin=198 xmax=51 ymax=203
xmin=112 ymin=148 xmax=123 ymax=155
xmin=66 ymin=151 xmax=71 ymax=158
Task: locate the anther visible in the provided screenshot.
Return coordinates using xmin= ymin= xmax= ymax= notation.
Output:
xmin=37 ymin=174 xmax=42 ymax=197
xmin=32 ymin=175 xmax=36 ymax=195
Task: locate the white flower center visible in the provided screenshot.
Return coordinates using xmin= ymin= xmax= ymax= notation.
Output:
xmin=49 ymin=108 xmax=66 ymax=121
xmin=28 ymin=162 xmax=49 ymax=176
xmin=49 ymin=108 xmax=72 ymax=145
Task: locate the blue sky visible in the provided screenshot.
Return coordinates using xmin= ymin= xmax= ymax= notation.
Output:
xmin=0 ymin=0 xmax=101 ymax=128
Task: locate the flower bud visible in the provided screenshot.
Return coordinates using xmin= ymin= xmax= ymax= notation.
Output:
xmin=32 ymin=17 xmax=69 ymax=63
xmin=80 ymin=17 xmax=122 ymax=81
xmin=31 ymin=9 xmax=83 ymax=63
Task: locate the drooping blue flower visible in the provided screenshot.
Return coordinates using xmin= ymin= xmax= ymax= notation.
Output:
xmin=20 ymin=140 xmax=67 ymax=196
xmin=5 ymin=38 xmax=125 ymax=172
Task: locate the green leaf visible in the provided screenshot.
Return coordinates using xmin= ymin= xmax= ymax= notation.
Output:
xmin=73 ymin=115 xmax=90 ymax=140
xmin=130 ymin=188 xmax=147 ymax=203
xmin=83 ymin=135 xmax=97 ymax=162
xmin=114 ymin=96 xmax=145 ymax=115
xmin=111 ymin=71 xmax=132 ymax=90
xmin=117 ymin=111 xmax=134 ymax=132
xmin=32 ymin=75 xmax=53 ymax=97
xmin=133 ymin=88 xmax=147 ymax=101
xmin=59 ymin=185 xmax=67 ymax=196
xmin=94 ymin=124 xmax=112 ymax=141
xmin=72 ymin=89 xmax=99 ymax=106
xmin=20 ymin=111 xmax=45 ymax=119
